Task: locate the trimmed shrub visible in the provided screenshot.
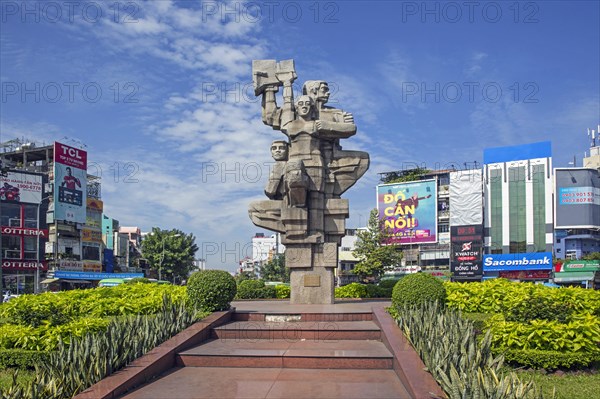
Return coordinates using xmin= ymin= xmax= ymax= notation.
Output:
xmin=335 ymin=283 xmax=368 ymax=298
xmin=187 ymin=270 xmax=236 ymax=312
xmin=378 ymin=279 xmax=400 ymax=289
xmin=364 ymin=284 xmax=390 ymax=298
xmin=505 ymin=296 xmax=575 ymax=323
xmin=501 ymin=348 xmax=600 ymax=370
xmin=236 ymin=280 xmax=277 ymax=299
xmin=392 ymin=273 xmax=446 ymax=308
xmin=275 ymin=285 xmax=291 ymax=299
xmin=125 ymin=277 xmax=151 ymax=284
xmin=0 ymin=349 xmax=50 ymax=370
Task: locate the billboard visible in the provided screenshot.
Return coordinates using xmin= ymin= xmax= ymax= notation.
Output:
xmin=54 ymin=142 xmax=87 ymax=223
xmin=451 ymin=225 xmax=483 ymax=278
xmin=554 ymin=168 xmax=600 ymax=229
xmin=449 ymin=170 xmax=482 ymax=226
xmin=0 ymin=171 xmax=42 ymax=204
xmin=377 ymin=179 xmax=437 ymax=244
xmin=483 ymin=252 xmax=553 ymax=272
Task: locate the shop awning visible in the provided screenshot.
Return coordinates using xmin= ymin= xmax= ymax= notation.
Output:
xmin=41 ymin=278 xmax=59 ymax=284
xmin=553 ymin=272 xmax=595 ymax=283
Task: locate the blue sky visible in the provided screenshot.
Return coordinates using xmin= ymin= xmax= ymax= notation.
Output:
xmin=1 ymin=0 xmax=599 ymax=272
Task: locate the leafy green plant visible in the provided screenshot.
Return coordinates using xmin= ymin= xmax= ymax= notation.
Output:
xmin=275 ymin=285 xmax=290 ymax=299
xmin=335 ymin=283 xmax=369 ymax=298
xmin=391 ymin=302 xmax=542 ymax=399
xmin=1 ymin=296 xmax=198 ymax=399
xmin=378 ymin=279 xmax=400 ymax=289
xmin=505 ymin=296 xmax=575 ymax=323
xmin=186 ymin=270 xmax=236 ymax=312
xmin=502 ymin=348 xmax=600 ymax=370
xmin=0 ymin=349 xmax=50 ymax=370
xmin=391 ymin=273 xmax=446 ymax=307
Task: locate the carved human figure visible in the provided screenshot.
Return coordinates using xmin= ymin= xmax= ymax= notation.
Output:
xmin=265 ymin=140 xmax=289 ymax=200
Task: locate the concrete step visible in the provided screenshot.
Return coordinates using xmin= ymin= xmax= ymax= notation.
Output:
xmin=177 ymin=339 xmax=393 ymax=369
xmin=211 ymin=321 xmax=381 ymax=341
xmin=233 ymin=311 xmax=373 ymax=322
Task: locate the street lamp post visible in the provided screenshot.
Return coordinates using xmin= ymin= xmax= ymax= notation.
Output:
xmin=158 ymin=233 xmax=180 ymax=281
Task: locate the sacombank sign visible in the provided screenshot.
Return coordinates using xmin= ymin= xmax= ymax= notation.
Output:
xmin=483 ymin=252 xmax=553 ymax=271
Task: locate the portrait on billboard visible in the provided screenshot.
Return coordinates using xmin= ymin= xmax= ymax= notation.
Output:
xmin=53 ymin=141 xmax=87 ymax=223
xmin=377 ymin=179 xmax=438 ymax=244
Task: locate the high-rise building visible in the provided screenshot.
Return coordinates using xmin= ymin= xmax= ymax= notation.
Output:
xmin=482 ymin=141 xmax=554 ymax=282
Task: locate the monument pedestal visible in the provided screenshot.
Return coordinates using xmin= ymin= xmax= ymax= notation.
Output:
xmin=290 ymin=267 xmax=335 ymax=304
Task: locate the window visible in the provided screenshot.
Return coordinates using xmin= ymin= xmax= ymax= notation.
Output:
xmin=23 ymin=204 xmax=37 ymax=228
xmin=531 ymin=164 xmax=546 ymax=252
xmin=508 ymin=166 xmax=526 ymax=253
xmin=23 ymin=237 xmax=37 ymax=259
xmin=82 ymin=244 xmax=101 ymax=261
xmin=1 ymin=203 xmax=20 ymax=227
xmin=2 ymin=236 xmax=21 ymax=259
xmin=489 ymin=168 xmax=503 ymax=252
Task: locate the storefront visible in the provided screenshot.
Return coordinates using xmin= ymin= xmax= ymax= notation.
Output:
xmin=482 ymin=252 xmax=553 ymax=283
xmin=553 ymin=260 xmax=600 ymax=289
xmin=1 ymin=171 xmax=48 ymax=294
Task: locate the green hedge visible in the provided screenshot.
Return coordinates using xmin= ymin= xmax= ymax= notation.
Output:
xmin=335 ymin=283 xmax=368 ymax=298
xmin=275 ymin=285 xmax=291 ymax=299
xmin=0 ymin=349 xmax=50 ymax=370
xmin=236 ymin=280 xmax=277 ymax=299
xmin=392 ymin=273 xmax=446 ymax=307
xmin=501 ymin=348 xmax=600 ymax=370
xmin=187 ymin=270 xmax=236 ymax=312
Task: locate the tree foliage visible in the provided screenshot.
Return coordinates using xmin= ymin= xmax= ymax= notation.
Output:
xmin=352 ymin=209 xmax=402 ymax=280
xmin=582 ymin=252 xmax=600 ymax=260
xmin=258 ymin=254 xmax=289 ymax=282
xmin=381 ymin=168 xmax=431 ymax=184
xmin=141 ymin=227 xmax=198 ymax=282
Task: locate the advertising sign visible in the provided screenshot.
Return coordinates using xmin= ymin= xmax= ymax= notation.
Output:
xmin=82 ymin=228 xmax=103 ymax=243
xmin=58 ymin=260 xmax=83 ymax=272
xmin=377 ymin=180 xmax=437 ymax=244
xmin=451 ymin=225 xmax=483 ymax=278
xmin=0 ymin=171 xmax=42 ymax=203
xmin=449 ymin=170 xmax=483 ymax=226
xmin=483 ymin=252 xmax=553 ymax=271
xmin=54 ymin=141 xmax=87 ymax=223
xmin=2 ymin=261 xmax=48 ymax=271
xmin=554 ymin=168 xmax=600 ymax=229
xmin=1 ymin=227 xmax=48 ymax=237
xmin=498 ymin=270 xmax=551 ymax=280
xmin=53 ymin=271 xmax=144 ymax=280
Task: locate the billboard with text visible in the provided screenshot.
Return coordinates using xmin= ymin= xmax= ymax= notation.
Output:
xmin=377 ymin=180 xmax=437 ymax=244
xmin=53 ymin=142 xmax=87 ymax=223
xmin=0 ymin=171 xmax=42 ymax=204
xmin=554 ymin=168 xmax=600 ymax=229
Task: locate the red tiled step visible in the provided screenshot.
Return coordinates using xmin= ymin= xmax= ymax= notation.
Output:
xmin=177 ymin=339 xmax=393 ymax=369
xmin=212 ymin=321 xmax=381 ymax=341
xmin=233 ymin=312 xmax=373 ymax=322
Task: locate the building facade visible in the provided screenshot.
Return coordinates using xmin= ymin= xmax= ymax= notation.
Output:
xmin=482 ymin=141 xmax=554 ymax=282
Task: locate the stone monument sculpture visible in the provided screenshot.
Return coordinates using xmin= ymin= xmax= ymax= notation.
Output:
xmin=249 ymin=59 xmax=369 ymax=304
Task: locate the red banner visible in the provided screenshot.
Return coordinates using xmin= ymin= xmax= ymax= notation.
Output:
xmin=1 ymin=226 xmax=48 ymax=237
xmin=499 ymin=270 xmax=550 ymax=280
xmin=2 ymin=260 xmax=48 ymax=271
xmin=54 ymin=142 xmax=87 ymax=169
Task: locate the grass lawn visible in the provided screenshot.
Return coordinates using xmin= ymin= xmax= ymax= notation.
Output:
xmin=510 ymin=368 xmax=600 ymax=399
xmin=0 ymin=368 xmax=35 ymax=391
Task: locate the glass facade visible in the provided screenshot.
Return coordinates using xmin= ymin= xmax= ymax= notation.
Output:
xmin=532 ymin=164 xmax=546 ymax=252
xmin=508 ymin=166 xmax=527 ymax=253
xmin=490 ymin=168 xmax=503 ymax=253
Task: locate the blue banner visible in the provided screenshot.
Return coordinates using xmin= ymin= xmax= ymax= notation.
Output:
xmin=54 ymin=271 xmax=144 ymax=280
xmin=483 ymin=252 xmax=553 ymax=271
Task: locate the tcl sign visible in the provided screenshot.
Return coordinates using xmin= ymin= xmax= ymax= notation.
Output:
xmin=54 ymin=142 xmax=87 ymax=169
xmin=1 ymin=226 xmax=48 ymax=237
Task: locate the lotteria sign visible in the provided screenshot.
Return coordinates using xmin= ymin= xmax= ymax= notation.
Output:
xmin=1 ymin=227 xmax=48 ymax=237
xmin=483 ymin=252 xmax=553 ymax=271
